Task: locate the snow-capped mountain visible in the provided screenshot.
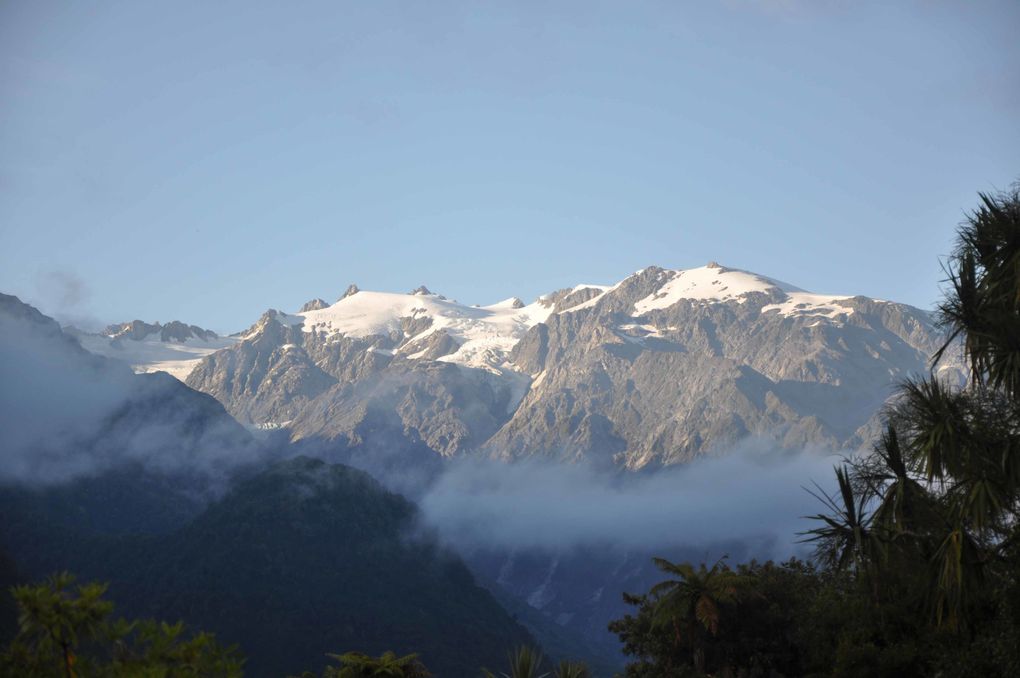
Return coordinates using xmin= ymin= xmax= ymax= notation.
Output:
xmin=168 ymin=263 xmax=963 ymax=467
xmin=247 ymin=284 xmax=614 ymax=373
xmin=69 ymin=320 xmax=237 ymax=381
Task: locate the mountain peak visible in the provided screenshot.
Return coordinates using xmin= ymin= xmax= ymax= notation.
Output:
xmin=340 ymin=284 xmax=360 ymax=300
xmin=299 ymin=298 xmax=329 ymax=312
xmin=410 ymin=285 xmax=433 ymax=296
xmin=102 ymin=320 xmax=218 ymax=343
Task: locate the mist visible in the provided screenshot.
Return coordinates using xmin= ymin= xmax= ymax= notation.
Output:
xmin=0 ymin=293 xmax=268 ymax=486
xmin=420 ymin=441 xmax=844 ymax=558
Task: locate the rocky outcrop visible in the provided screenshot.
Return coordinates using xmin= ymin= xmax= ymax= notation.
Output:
xmin=101 ymin=319 xmax=218 ymax=343
xmin=298 ymin=298 xmax=329 ymax=312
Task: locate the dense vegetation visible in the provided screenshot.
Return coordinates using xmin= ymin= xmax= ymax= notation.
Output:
xmin=0 ymin=458 xmax=534 ymax=676
xmin=1 ymin=576 xmax=595 ymax=677
xmin=0 ymin=573 xmax=243 ymax=677
xmin=609 ymin=185 xmax=1020 ymax=676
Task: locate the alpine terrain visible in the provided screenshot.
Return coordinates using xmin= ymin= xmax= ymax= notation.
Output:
xmin=167 ymin=263 xmax=961 ymax=467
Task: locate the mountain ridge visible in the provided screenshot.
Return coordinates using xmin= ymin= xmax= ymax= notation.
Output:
xmin=171 ymin=263 xmax=963 ymax=470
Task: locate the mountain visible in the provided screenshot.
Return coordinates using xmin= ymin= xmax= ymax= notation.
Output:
xmin=179 ymin=263 xmax=962 ymax=469
xmin=2 ymin=295 xmax=602 ymax=673
xmin=0 ymin=457 xmax=535 ymax=677
xmin=0 ymin=293 xmax=259 ymax=486
xmin=69 ymin=319 xmax=237 ymax=381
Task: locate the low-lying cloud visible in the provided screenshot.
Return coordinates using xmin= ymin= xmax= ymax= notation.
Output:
xmin=420 ymin=443 xmax=843 ymax=557
xmin=0 ymin=293 xmax=268 ymax=487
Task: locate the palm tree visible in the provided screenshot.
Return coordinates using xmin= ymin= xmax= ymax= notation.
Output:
xmin=647 ymin=557 xmax=754 ymax=673
xmin=867 ymin=424 xmax=938 ymax=541
xmin=800 ymin=466 xmax=878 ymax=573
xmin=481 ymin=646 xmax=548 ymax=678
xmin=935 ymin=185 xmax=1020 ymax=401
xmin=552 ymin=659 xmax=590 ymax=678
xmin=805 ymin=183 xmax=1020 ymax=632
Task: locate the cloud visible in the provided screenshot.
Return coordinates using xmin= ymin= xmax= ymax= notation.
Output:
xmin=35 ymin=270 xmax=90 ymax=308
xmin=29 ymin=270 xmax=107 ymax=331
xmin=420 ymin=441 xmax=843 ymax=557
xmin=0 ymin=293 xmax=270 ymax=487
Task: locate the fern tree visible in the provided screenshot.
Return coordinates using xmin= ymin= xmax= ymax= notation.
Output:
xmin=646 ymin=558 xmax=755 ymax=674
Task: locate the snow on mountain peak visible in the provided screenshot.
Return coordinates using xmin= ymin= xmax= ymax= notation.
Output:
xmin=485 ymin=297 xmax=526 ymax=310
xmin=633 ymin=264 xmax=853 ymax=318
xmin=295 ymin=289 xmax=554 ymax=371
xmin=74 ymin=319 xmax=237 ymax=380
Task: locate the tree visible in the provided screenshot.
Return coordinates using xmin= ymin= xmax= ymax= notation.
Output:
xmin=798 ymin=183 xmax=1020 ymax=671
xmin=801 ymin=466 xmax=878 ymax=574
xmin=2 ymin=572 xmax=110 ymax=678
xmin=296 ymin=650 xmax=432 ymax=677
xmin=551 ymin=659 xmax=590 ymax=678
xmin=0 ymin=572 xmax=243 ymax=678
xmin=645 ymin=557 xmax=755 ymax=674
xmin=481 ymin=646 xmax=549 ymax=678
xmin=610 ymin=559 xmax=837 ymax=677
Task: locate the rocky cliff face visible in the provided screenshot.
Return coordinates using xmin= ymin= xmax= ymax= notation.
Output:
xmin=179 ymin=264 xmax=962 ymax=467
xmin=491 ymin=266 xmax=955 ymax=467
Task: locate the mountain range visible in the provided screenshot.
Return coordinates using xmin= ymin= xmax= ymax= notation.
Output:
xmin=2 ymin=262 xmax=964 ymax=673
xmin=81 ymin=262 xmax=961 ymax=470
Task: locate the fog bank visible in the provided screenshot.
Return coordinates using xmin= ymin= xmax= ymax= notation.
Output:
xmin=420 ymin=442 xmax=843 ymax=556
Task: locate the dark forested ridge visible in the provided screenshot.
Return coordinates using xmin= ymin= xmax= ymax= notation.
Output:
xmin=0 ymin=457 xmax=534 ymax=676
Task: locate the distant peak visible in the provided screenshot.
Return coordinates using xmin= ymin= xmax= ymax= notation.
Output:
xmin=104 ymin=319 xmax=159 ymax=339
xmin=103 ymin=319 xmax=217 ymax=343
xmin=410 ymin=285 xmax=433 ymax=296
xmin=706 ymin=261 xmax=723 ymax=269
xmin=488 ymin=297 xmax=526 ymax=310
xmin=299 ymin=298 xmax=329 ymax=312
xmin=340 ymin=284 xmax=360 ymax=300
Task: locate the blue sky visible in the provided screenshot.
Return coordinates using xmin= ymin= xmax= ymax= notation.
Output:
xmin=1 ymin=1 xmax=1017 ymax=332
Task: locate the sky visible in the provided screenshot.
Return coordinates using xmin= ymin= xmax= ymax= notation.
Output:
xmin=1 ymin=1 xmax=1017 ymax=333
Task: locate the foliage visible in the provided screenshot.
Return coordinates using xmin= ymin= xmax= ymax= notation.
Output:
xmin=292 ymin=650 xmax=431 ymax=677
xmin=481 ymin=645 xmax=550 ymax=678
xmin=0 ymin=457 xmax=535 ymax=677
xmin=551 ymin=659 xmax=590 ymax=678
xmin=0 ymin=572 xmax=243 ymax=677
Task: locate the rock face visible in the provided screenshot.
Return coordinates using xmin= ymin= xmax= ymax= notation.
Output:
xmin=101 ymin=319 xmax=219 ymax=342
xmin=491 ymin=267 xmax=954 ymax=467
xmin=186 ymin=305 xmax=525 ymax=456
xmin=180 ymin=263 xmax=963 ymax=467
xmin=298 ymin=298 xmax=329 ymax=312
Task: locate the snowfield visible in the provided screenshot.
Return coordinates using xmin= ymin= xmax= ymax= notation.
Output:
xmin=76 ymin=333 xmax=239 ymax=381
